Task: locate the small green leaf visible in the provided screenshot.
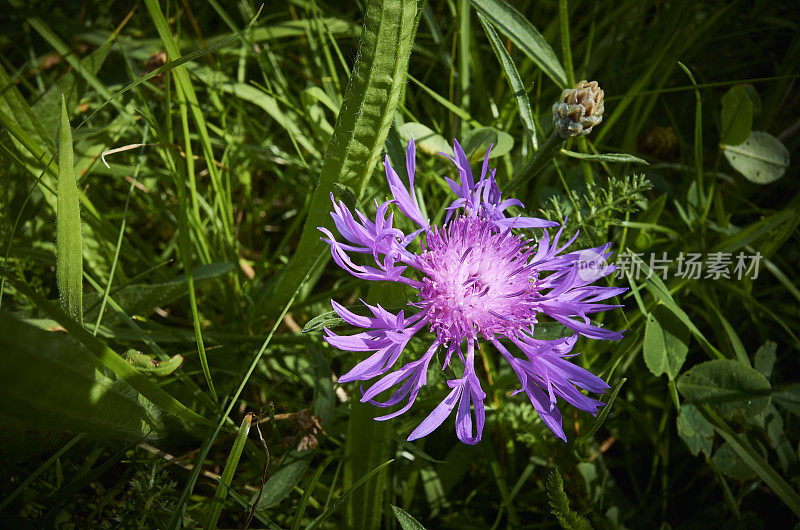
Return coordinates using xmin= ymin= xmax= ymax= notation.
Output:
xmin=722 ymin=131 xmax=790 ymax=184
xmin=303 ymin=305 xmax=405 ymax=334
xmin=469 ymin=0 xmax=567 ymax=87
xmin=754 ymin=341 xmax=777 ymax=380
xmin=397 ymin=122 xmax=453 ymax=157
xmin=720 ymin=85 xmax=753 ymax=145
xmin=391 ymin=505 xmax=427 ymax=530
xmin=559 ymin=150 xmax=649 ymax=165
xmin=713 ymin=441 xmax=756 ymax=481
xmin=463 ymin=126 xmax=514 ymax=162
xmin=56 ymin=95 xmax=82 ymax=323
xmin=677 ymin=359 xmax=772 ymax=420
xmin=676 ymin=404 xmax=714 ymax=456
xmin=643 ymin=305 xmax=689 ymax=380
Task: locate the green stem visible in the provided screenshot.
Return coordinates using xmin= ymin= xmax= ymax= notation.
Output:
xmin=509 ymin=132 xmax=566 ymax=192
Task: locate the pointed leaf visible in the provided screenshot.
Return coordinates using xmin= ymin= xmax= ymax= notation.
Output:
xmin=56 ymin=96 xmax=82 ymax=322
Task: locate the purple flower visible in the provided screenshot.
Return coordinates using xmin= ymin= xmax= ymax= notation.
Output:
xmin=319 ymin=139 xmax=624 ymax=444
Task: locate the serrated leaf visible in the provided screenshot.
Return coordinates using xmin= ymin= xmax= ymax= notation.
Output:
xmin=463 ymin=126 xmax=514 ymax=162
xmin=676 ymin=404 xmax=714 ymax=456
xmin=643 ymin=305 xmax=689 ymax=380
xmin=397 ymin=122 xmax=453 ymax=157
xmin=722 ymin=131 xmax=790 ymax=184
xmin=56 ymin=96 xmax=82 ymax=323
xmin=546 ymin=469 xmax=593 ymax=530
xmin=303 ymin=305 xmax=405 ymax=334
xmin=392 ymin=505 xmax=427 ymax=530
xmin=720 ymin=85 xmax=753 ymax=145
xmin=469 ymin=0 xmax=567 ymax=87
xmin=677 ymin=359 xmax=772 ymax=420
xmin=0 ymin=311 xmax=163 ymax=440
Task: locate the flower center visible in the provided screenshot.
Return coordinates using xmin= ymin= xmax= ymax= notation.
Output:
xmin=417 ymin=216 xmax=538 ymax=341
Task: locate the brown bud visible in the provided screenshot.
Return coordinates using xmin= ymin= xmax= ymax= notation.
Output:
xmin=552 ymin=80 xmax=605 ymax=137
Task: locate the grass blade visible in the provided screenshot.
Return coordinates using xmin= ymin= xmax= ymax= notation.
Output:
xmin=204 ymin=413 xmax=252 ymax=529
xmin=469 ymin=0 xmax=567 ymax=87
xmin=477 ymin=13 xmax=537 ymax=149
xmin=56 ymin=95 xmax=82 ymax=323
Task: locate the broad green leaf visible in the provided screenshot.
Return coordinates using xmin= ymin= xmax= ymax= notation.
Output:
xmin=2 ymin=272 xmax=211 ymax=430
xmin=722 ymin=131 xmax=790 ymax=184
xmin=720 ymin=85 xmax=753 ymax=145
xmin=713 ymin=441 xmax=756 ymax=480
xmin=463 ymin=126 xmax=514 ymax=162
xmin=265 ymin=0 xmax=418 ymax=314
xmin=643 ymin=305 xmax=689 ymax=380
xmin=398 ymin=122 xmax=453 ymax=157
xmin=392 ymin=505 xmax=427 ymax=530
xmin=754 ymin=341 xmax=777 ymax=380
xmin=205 ymin=413 xmax=252 ymax=530
xmin=253 ymin=450 xmax=311 ymax=511
xmin=0 ymin=312 xmax=162 ymax=440
xmin=701 ymin=405 xmax=800 ymax=518
xmin=677 ymin=360 xmax=771 ymax=420
xmin=476 ymin=12 xmax=536 ymax=148
xmin=83 ymin=262 xmax=233 ymax=323
xmin=676 ymin=404 xmax=714 ymax=456
xmin=560 ymin=150 xmax=649 ymax=165
xmin=469 ymin=0 xmax=567 ymax=87
xmin=56 ymin=96 xmax=82 ymax=323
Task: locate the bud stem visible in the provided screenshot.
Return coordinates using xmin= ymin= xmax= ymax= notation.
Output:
xmin=508 ymin=131 xmax=566 ymax=192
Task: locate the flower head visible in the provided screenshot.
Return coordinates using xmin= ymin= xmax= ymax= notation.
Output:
xmin=553 ymin=80 xmax=605 ymax=137
xmin=319 ymin=139 xmax=624 ymax=444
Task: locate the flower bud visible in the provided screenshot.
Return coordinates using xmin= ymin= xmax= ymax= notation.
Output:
xmin=552 ymin=80 xmax=605 ymax=137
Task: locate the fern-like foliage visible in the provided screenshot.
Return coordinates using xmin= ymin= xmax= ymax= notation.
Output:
xmin=546 ymin=469 xmax=593 ymax=530
xmin=543 ymin=174 xmax=652 ymax=247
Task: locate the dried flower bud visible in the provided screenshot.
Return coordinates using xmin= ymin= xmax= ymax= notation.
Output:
xmin=552 ymin=80 xmax=605 ymax=137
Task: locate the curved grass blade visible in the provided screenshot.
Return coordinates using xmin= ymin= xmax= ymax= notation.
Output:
xmin=56 ymin=96 xmax=82 ymax=323
xmin=476 ymin=12 xmax=537 ymax=149
xmin=469 ymin=0 xmax=567 ymax=87
xmin=264 ymin=0 xmax=418 ymax=313
xmin=392 ymin=505 xmax=427 ymax=529
xmin=576 ymin=378 xmax=626 ymax=444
